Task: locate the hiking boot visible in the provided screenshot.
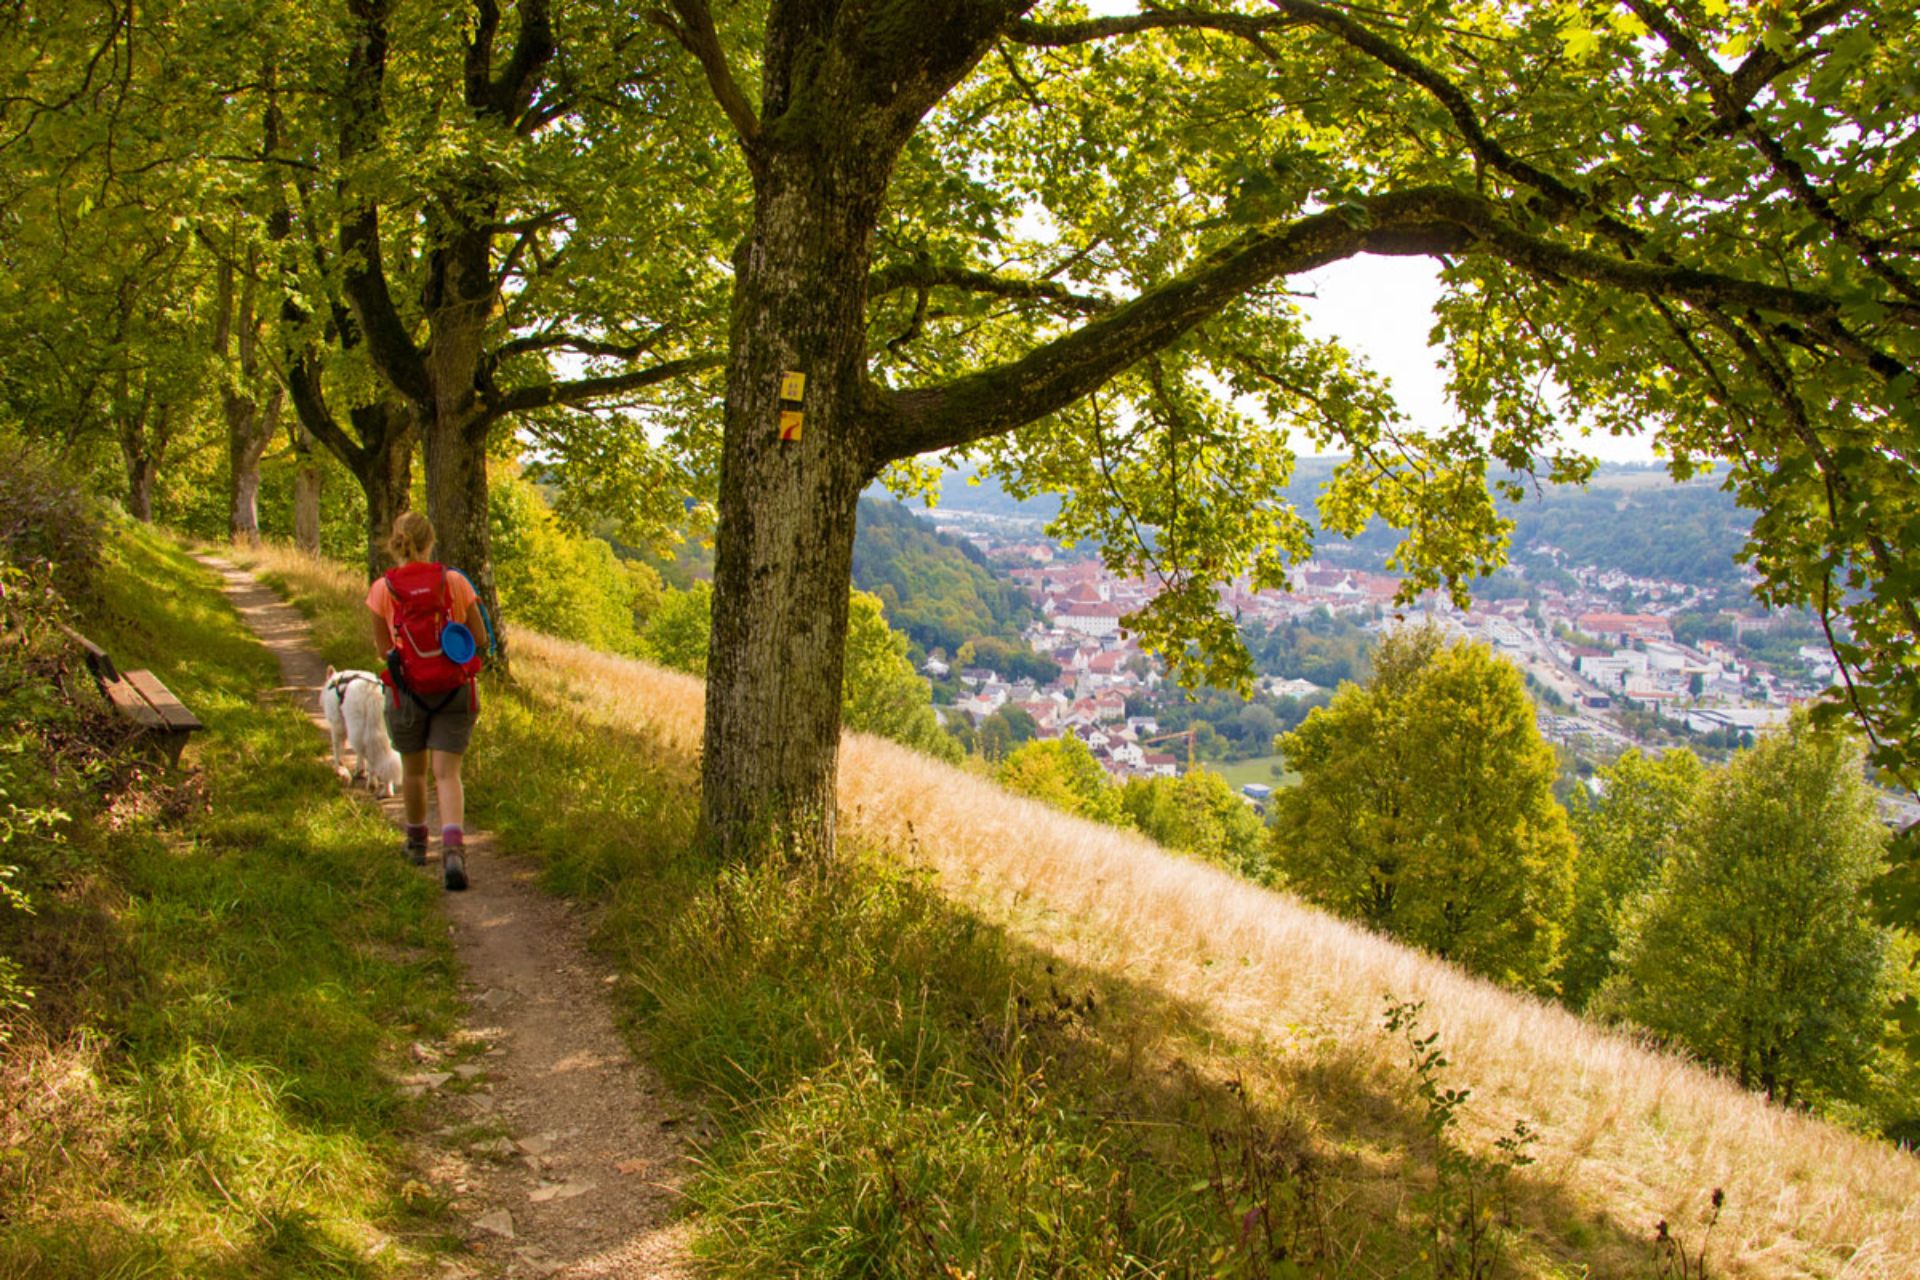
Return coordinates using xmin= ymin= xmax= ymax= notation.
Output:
xmin=404 ymin=834 xmax=428 ymax=866
xmin=442 ymin=850 xmax=469 ymax=892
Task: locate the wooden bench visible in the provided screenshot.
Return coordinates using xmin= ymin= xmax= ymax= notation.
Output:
xmin=61 ymin=624 xmax=204 ymax=766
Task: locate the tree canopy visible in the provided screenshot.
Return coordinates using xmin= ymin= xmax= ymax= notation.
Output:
xmin=8 ymin=0 xmax=1920 ymax=870
xmin=1272 ymin=627 xmax=1576 ymax=989
xmin=1558 ymin=748 xmax=1707 ymax=1012
xmin=1598 ymin=716 xmax=1894 ymax=1111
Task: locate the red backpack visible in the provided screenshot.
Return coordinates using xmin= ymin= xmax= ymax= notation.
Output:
xmin=382 ymin=562 xmax=484 ymax=705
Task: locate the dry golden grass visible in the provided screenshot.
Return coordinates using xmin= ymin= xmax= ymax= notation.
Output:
xmin=246 ymin=543 xmax=1920 ymax=1279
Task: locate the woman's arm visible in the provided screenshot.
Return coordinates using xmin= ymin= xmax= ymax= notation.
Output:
xmin=372 ymin=611 xmax=394 ymax=656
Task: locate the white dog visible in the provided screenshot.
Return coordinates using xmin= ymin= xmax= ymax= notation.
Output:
xmin=320 ymin=668 xmax=402 ymax=796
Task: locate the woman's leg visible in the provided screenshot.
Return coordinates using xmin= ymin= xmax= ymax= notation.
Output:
xmin=402 ymin=750 xmax=431 ymax=823
xmin=431 ymin=750 xmax=465 ymax=829
xmin=432 ymin=750 xmax=469 ymax=891
xmin=400 ymin=750 xmax=430 ymax=864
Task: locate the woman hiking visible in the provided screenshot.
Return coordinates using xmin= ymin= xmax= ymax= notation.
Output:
xmin=367 ymin=511 xmax=485 ymax=890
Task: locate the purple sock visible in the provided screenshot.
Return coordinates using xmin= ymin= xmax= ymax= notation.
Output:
xmin=442 ymin=825 xmax=465 ymax=850
xmin=405 ymin=823 xmax=428 ymax=844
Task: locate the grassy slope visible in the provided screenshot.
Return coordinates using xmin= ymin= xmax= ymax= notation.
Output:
xmin=0 ymin=525 xmax=460 ymax=1277
xmin=249 ymin=542 xmax=1920 ymax=1280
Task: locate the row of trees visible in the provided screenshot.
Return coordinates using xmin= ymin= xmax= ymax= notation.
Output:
xmin=6 ymin=0 xmax=1920 ymax=878
xmin=1270 ymin=629 xmax=1912 ymax=1130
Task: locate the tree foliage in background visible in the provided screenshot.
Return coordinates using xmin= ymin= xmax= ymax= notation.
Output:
xmin=639 ymin=580 xmax=960 ymax=762
xmin=974 ymin=704 xmax=1040 ymax=762
xmin=996 ymin=736 xmax=1128 ymax=828
xmin=1121 ymin=770 xmax=1273 ymax=885
xmin=1244 ymin=609 xmax=1374 ymax=690
xmin=1273 ymin=628 xmax=1575 ymax=990
xmin=842 ymin=590 xmax=963 ymax=763
xmin=1600 ymin=717 xmax=1893 ymax=1113
xmin=1558 ymin=749 xmax=1707 ymax=1012
xmin=643 ymin=580 xmax=714 ymax=676
xmin=490 ymin=468 xmax=658 ymax=657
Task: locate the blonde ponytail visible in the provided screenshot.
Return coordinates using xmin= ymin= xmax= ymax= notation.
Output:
xmin=386 ymin=511 xmax=436 ymax=565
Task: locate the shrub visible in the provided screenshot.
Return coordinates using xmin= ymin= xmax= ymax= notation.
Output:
xmin=0 ymin=437 xmax=101 ymax=595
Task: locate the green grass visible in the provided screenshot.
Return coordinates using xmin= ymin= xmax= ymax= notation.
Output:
xmin=252 ymin=549 xmax=1458 ymax=1279
xmin=1200 ymin=754 xmax=1300 ymax=791
xmin=0 ymin=523 xmax=461 ymax=1277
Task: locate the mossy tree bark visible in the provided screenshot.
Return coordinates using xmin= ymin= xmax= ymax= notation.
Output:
xmin=700 ymin=155 xmax=891 ymax=859
xmin=291 ymin=421 xmax=323 ymax=555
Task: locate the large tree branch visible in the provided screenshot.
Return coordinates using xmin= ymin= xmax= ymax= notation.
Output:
xmin=650 ymin=0 xmax=760 ymax=151
xmin=1624 ymin=0 xmax=1918 ymax=305
xmin=484 ymin=0 xmax=556 ymax=124
xmin=872 ymin=189 xmax=1472 ymax=461
xmin=1270 ymin=0 xmax=1639 ymax=237
xmin=1016 ymin=1 xmax=1644 ymax=249
xmin=339 ymin=217 xmax=433 ymax=404
xmin=1008 ymin=9 xmax=1301 ymax=51
xmin=481 ymin=353 xmax=722 ymax=424
xmin=337 ymin=0 xmax=433 ymax=406
xmin=1444 ymin=194 xmax=1918 ymax=377
xmin=1621 ymin=0 xmax=1857 ymax=131
xmin=492 ymin=327 xmax=671 ymax=363
xmin=872 ymin=184 xmax=1917 ymax=463
xmin=283 ymin=347 xmax=368 ymax=473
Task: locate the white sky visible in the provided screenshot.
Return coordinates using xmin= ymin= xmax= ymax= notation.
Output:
xmin=1289 ymin=255 xmax=1659 ymax=464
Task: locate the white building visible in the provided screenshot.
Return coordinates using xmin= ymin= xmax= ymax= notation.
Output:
xmin=1057 ymin=602 xmax=1122 ymax=637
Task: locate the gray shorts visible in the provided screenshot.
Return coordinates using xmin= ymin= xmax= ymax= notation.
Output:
xmin=384 ymin=682 xmax=480 ymax=756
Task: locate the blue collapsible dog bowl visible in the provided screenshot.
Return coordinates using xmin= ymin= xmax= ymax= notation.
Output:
xmin=441 ymin=622 xmax=477 ymax=664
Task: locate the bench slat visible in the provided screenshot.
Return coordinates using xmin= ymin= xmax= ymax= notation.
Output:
xmin=122 ymin=670 xmax=204 ymax=731
xmin=102 ymin=678 xmax=167 ymax=728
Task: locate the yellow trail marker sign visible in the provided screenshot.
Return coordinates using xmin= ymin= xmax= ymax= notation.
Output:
xmin=777 ymin=370 xmax=807 ymax=442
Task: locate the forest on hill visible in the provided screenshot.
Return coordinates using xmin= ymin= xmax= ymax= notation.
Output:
xmin=849 ymin=498 xmax=1035 ymax=655
xmin=1305 ymin=464 xmax=1753 ymax=587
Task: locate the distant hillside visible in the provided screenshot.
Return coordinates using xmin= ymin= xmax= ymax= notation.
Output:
xmin=1308 ymin=463 xmax=1750 ymax=585
xmin=852 ymin=498 xmax=1034 ymax=653
xmin=926 ymin=459 xmax=1753 ymax=588
xmin=1504 ymin=479 xmax=1749 ymax=584
xmin=920 ymin=468 xmax=1063 ymax=523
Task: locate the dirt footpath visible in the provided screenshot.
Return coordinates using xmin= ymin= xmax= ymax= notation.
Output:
xmin=201 ymin=554 xmax=698 ymax=1280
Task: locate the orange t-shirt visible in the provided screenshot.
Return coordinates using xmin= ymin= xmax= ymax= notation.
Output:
xmin=365 ymin=565 xmax=479 ymax=626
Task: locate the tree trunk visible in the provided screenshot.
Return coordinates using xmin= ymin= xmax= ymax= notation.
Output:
xmin=420 ymin=408 xmax=504 ymax=658
xmin=700 ymin=154 xmax=887 ymax=861
xmin=292 ymin=423 xmax=323 ymax=554
xmin=126 ymin=452 xmax=156 ymax=523
xmin=117 ymin=393 xmax=163 ymax=523
xmin=413 ymin=208 xmax=508 ymax=657
xmin=358 ymin=406 xmax=414 ymax=578
xmin=225 ymin=390 xmax=274 ymax=546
